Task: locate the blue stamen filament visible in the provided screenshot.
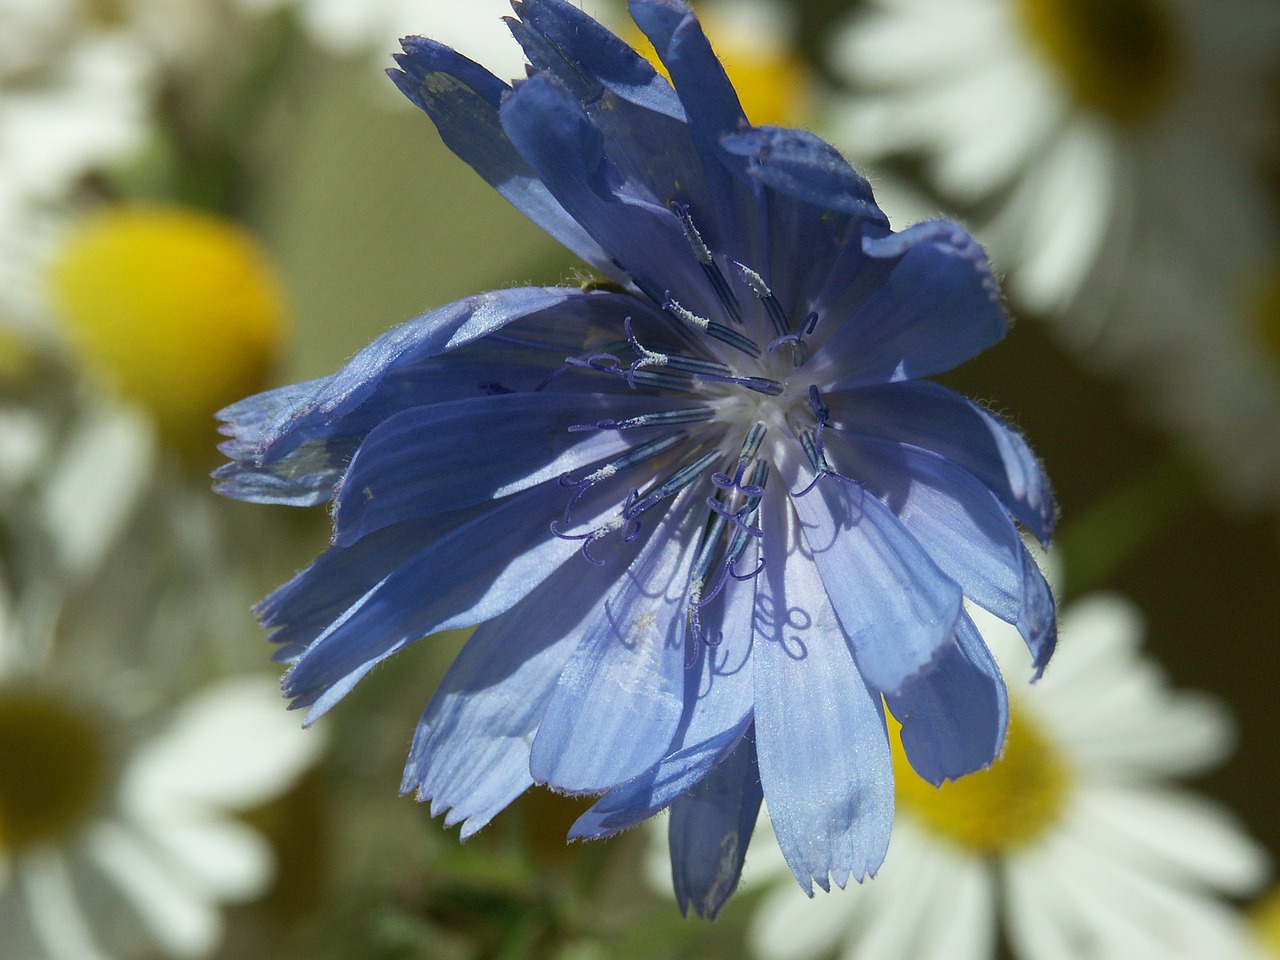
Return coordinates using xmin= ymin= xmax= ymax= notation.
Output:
xmin=671 ymin=202 xmax=743 ymax=325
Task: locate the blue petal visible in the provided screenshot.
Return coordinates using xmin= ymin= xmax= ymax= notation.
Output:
xmin=498 ymin=72 xmax=720 ymax=322
xmin=214 ymin=379 xmax=345 ymax=505
xmin=885 ymin=611 xmax=1008 ymax=786
xmin=388 ymin=37 xmax=613 ymax=272
xmin=331 ymin=390 xmax=703 ymax=545
xmin=258 ymin=512 xmax=464 ymax=663
xmin=827 ymin=433 xmax=1024 ymax=625
xmin=780 ymin=449 xmax=963 ymax=696
xmin=752 ymin=486 xmax=894 ymax=894
xmin=529 ymin=487 xmax=706 ymax=793
xmin=814 ymin=220 xmax=1007 ymax=387
xmin=283 ymin=477 xmax=609 ymax=721
xmin=627 ymin=0 xmax=760 ymax=265
xmin=825 ymin=380 xmax=1057 ymax=543
xmin=401 ymin=532 xmax=643 ymax=839
xmin=566 ymin=541 xmax=758 ymax=834
xmin=1018 ymin=542 xmax=1057 ymax=679
xmin=509 ymin=0 xmax=719 ymax=224
xmin=667 ymin=727 xmax=762 ymax=919
xmin=238 ymin=287 xmax=583 ymax=466
xmin=719 ymin=126 xmax=886 ymax=225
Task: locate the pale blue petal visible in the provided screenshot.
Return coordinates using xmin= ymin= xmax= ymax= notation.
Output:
xmin=401 ymin=534 xmax=642 ymax=839
xmin=828 ymin=433 xmax=1023 ymax=624
xmin=668 ymin=727 xmax=762 ymax=918
xmin=529 ymin=487 xmax=706 ymax=793
xmin=779 ymin=449 xmax=963 ymax=695
xmin=885 ymin=611 xmax=1008 ymax=786
xmin=567 ymin=542 xmax=758 ymax=834
xmin=753 ymin=485 xmax=894 ymax=894
xmin=826 ymin=380 xmax=1056 ymax=543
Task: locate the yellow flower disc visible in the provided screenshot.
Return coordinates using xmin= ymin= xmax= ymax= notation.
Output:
xmin=1015 ymin=0 xmax=1180 ymax=124
xmin=48 ymin=205 xmax=289 ymax=465
xmin=1250 ymin=885 xmax=1280 ymax=958
xmin=893 ymin=703 xmax=1070 ymax=854
xmin=627 ymin=6 xmax=814 ymax=128
xmin=0 ymin=690 xmax=106 ymax=853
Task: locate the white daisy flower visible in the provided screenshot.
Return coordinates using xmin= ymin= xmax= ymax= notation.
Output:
xmin=827 ymin=0 xmax=1280 ymax=315
xmin=0 ymin=579 xmax=324 ymax=960
xmin=741 ymin=581 xmax=1270 ymax=960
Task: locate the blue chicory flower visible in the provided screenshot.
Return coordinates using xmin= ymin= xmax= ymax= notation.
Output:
xmin=214 ymin=0 xmax=1057 ymax=918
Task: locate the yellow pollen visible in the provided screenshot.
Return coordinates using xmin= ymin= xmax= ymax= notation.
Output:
xmin=1248 ymin=257 xmax=1280 ymax=372
xmin=626 ymin=5 xmax=814 ymax=128
xmin=1014 ymin=0 xmax=1180 ymax=124
xmin=892 ymin=703 xmax=1070 ymax=854
xmin=47 ymin=204 xmax=289 ymax=466
xmin=0 ymin=690 xmax=107 ymax=853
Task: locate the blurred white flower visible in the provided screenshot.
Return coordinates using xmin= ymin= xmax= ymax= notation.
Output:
xmin=0 ymin=557 xmax=323 ymax=960
xmin=739 ymin=580 xmax=1270 ymax=960
xmin=828 ymin=0 xmax=1279 ymax=315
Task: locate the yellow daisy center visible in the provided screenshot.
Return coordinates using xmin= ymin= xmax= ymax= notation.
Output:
xmin=1249 ymin=885 xmax=1280 ymax=958
xmin=627 ymin=5 xmax=814 ymax=128
xmin=0 ymin=690 xmax=106 ymax=853
xmin=892 ymin=703 xmax=1070 ymax=854
xmin=48 ymin=205 xmax=289 ymax=466
xmin=1248 ymin=258 xmax=1280 ymax=372
xmin=1014 ymin=0 xmax=1180 ymax=124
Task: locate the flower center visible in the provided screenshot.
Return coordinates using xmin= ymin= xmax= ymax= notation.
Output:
xmin=1014 ymin=0 xmax=1180 ymax=124
xmin=0 ymin=690 xmax=106 ymax=853
xmin=892 ymin=702 xmax=1070 ymax=853
xmin=47 ymin=204 xmax=289 ymax=466
xmin=1248 ymin=257 xmax=1280 ymax=374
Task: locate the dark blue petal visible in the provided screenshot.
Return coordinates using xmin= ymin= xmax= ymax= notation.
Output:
xmin=529 ymin=487 xmax=706 ymax=793
xmin=258 ymin=512 xmax=468 ymax=663
xmin=885 ymin=611 xmax=1008 ymax=786
xmin=667 ymin=727 xmax=762 ymax=919
xmin=628 ymin=0 xmax=761 ymax=265
xmin=331 ymin=391 xmax=704 ymax=545
xmin=400 ymin=531 xmax=643 ymax=839
xmin=825 ymin=381 xmax=1057 ymax=543
xmin=508 ymin=0 xmax=720 ymax=223
xmin=1018 ymin=542 xmax=1058 ymax=679
xmin=719 ymin=126 xmax=886 ymax=225
xmin=753 ymin=486 xmax=894 ymax=894
xmin=388 ymin=37 xmax=613 ymax=272
xmin=827 ymin=433 xmax=1023 ymax=625
xmin=283 ymin=477 xmax=617 ymax=721
xmin=813 ymin=220 xmax=1007 ymax=387
xmin=499 ymin=72 xmax=721 ymax=322
xmin=780 ymin=449 xmax=963 ymax=696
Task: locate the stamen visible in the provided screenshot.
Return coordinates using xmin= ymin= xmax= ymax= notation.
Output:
xmin=621 ymin=450 xmax=721 ymax=539
xmin=732 ymin=262 xmax=791 ymax=340
xmin=663 ymin=293 xmax=762 ymax=359
xmin=556 ymin=432 xmax=685 ymax=522
xmin=563 ymin=351 xmax=697 ymax=393
xmin=568 ymin=407 xmax=716 ymax=432
xmin=671 ymin=202 xmax=743 ymax=324
xmin=622 ymin=321 xmax=783 ymax=395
